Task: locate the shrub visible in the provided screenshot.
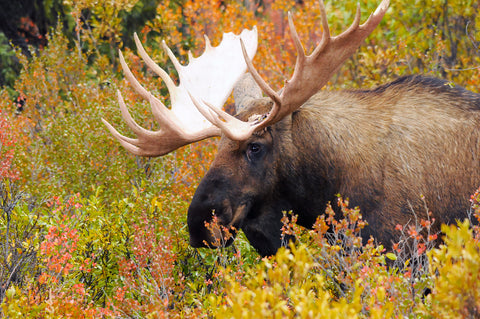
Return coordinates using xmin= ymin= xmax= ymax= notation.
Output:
xmin=0 ymin=110 xmax=19 ymax=180
xmin=206 ymin=197 xmax=480 ymax=318
xmin=109 ymin=216 xmax=185 ymax=317
xmin=0 ymin=180 xmax=40 ymax=305
xmin=420 ymin=220 xmax=480 ymax=318
xmin=209 ymin=243 xmax=375 ymax=319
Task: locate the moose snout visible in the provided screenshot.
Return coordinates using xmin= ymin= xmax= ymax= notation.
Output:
xmin=187 ymin=176 xmax=237 ymax=248
xmin=187 ymin=206 xmax=236 ymax=249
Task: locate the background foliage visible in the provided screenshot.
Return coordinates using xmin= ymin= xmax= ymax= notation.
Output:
xmin=0 ymin=0 xmax=479 ymax=317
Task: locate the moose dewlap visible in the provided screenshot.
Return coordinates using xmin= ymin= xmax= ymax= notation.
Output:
xmin=103 ymin=0 xmax=480 ymax=256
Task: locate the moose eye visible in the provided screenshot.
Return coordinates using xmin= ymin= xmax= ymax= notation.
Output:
xmin=246 ymin=143 xmax=263 ymax=161
xmin=249 ymin=143 xmax=261 ymax=153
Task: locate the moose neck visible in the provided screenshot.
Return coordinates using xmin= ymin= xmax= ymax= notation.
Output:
xmin=274 ymin=90 xmax=391 ymax=227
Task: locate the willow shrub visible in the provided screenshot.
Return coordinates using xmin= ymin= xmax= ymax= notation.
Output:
xmin=205 ymin=198 xmax=480 ymax=318
xmin=422 ymin=221 xmax=480 ymax=318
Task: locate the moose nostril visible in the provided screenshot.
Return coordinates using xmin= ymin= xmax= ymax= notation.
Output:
xmin=221 ymin=199 xmax=233 ymax=221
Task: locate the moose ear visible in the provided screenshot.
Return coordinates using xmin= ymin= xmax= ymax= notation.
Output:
xmin=233 ymin=72 xmax=263 ymax=114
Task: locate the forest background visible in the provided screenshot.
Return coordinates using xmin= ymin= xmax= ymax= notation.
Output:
xmin=0 ymin=0 xmax=480 ymax=317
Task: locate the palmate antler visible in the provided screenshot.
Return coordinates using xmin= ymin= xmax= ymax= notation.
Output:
xmin=104 ymin=0 xmax=389 ymax=156
xmin=102 ymin=29 xmax=258 ymax=156
xmin=193 ymin=0 xmax=390 ymax=140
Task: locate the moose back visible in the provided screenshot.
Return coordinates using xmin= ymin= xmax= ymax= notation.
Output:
xmin=103 ymin=0 xmax=480 ymax=256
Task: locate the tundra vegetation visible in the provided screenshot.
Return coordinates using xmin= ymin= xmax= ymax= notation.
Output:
xmin=0 ymin=0 xmax=479 ymax=317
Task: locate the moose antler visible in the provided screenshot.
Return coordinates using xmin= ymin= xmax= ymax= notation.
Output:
xmin=195 ymin=0 xmax=389 ymax=140
xmin=102 ymin=28 xmax=258 ymax=156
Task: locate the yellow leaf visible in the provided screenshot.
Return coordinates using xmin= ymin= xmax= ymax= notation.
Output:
xmin=386 ymin=252 xmax=397 ymax=261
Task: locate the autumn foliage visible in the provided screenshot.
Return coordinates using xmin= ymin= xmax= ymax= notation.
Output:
xmin=1 ymin=0 xmax=480 ymax=317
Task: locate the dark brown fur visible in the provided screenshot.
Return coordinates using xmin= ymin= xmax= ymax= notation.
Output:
xmin=187 ymin=75 xmax=480 ymax=256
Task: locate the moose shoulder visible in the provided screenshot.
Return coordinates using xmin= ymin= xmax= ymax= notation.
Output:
xmin=103 ymin=0 xmax=479 ymax=256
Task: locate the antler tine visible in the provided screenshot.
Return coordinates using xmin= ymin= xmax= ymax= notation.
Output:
xmin=133 ymin=33 xmax=176 ymax=94
xmin=240 ymin=39 xmax=281 ymax=106
xmin=102 ymin=118 xmax=145 ymax=156
xmin=343 ymin=3 xmax=362 ymax=36
xmin=314 ymin=0 xmax=331 ymax=53
xmin=119 ymin=50 xmax=150 ymax=101
xmin=162 ymin=40 xmax=184 ymax=77
xmin=288 ymin=12 xmax=305 ymax=60
xmin=186 ymin=90 xmax=218 ymax=124
xmin=238 ymin=39 xmax=281 ymax=128
xmin=118 ymin=48 xmax=187 ymax=131
xmin=116 ymin=89 xmax=152 ymax=136
xmin=189 ymin=91 xmax=259 ymax=140
xmin=204 ymin=0 xmax=388 ymax=141
xmin=102 ymin=91 xmax=163 ymax=156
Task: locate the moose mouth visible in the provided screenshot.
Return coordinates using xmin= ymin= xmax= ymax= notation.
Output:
xmin=188 ymin=202 xmax=251 ymax=249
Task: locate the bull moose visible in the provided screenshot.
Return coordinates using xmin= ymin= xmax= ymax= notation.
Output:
xmin=103 ymin=0 xmax=480 ymax=256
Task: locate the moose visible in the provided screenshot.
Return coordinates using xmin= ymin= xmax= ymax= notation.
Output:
xmin=103 ymin=0 xmax=480 ymax=256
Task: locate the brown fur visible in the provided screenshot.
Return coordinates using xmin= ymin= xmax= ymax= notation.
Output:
xmin=187 ymin=75 xmax=480 ymax=256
